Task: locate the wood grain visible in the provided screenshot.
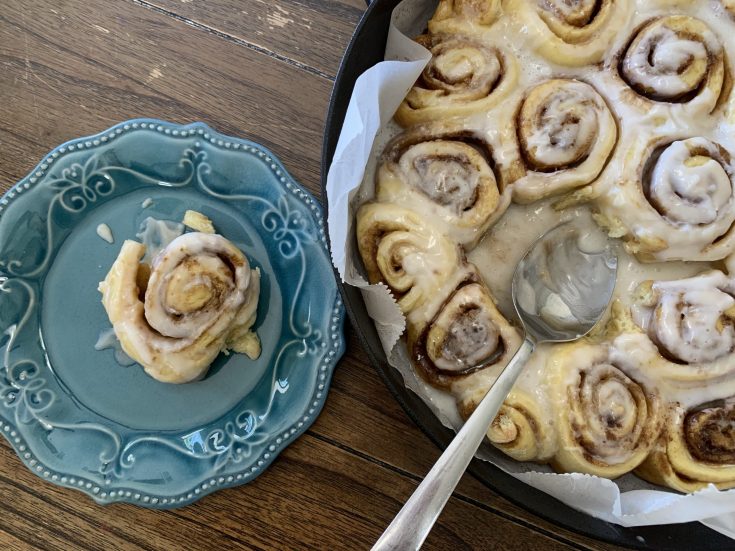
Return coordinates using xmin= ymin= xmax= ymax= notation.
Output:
xmin=0 ymin=0 xmax=625 ymax=549
xmin=144 ymin=0 xmax=366 ymax=78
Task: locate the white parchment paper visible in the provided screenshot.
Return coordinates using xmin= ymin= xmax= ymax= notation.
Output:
xmin=324 ymin=0 xmax=735 ymax=538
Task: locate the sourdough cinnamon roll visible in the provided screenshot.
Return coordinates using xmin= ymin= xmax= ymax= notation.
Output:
xmin=376 ymin=122 xmax=510 ymax=247
xmin=428 ymin=0 xmax=501 ymax=35
xmin=508 ymin=79 xmax=617 ymax=203
xmin=617 ymin=16 xmax=727 ymax=116
xmin=504 ymin=0 xmax=631 ymax=66
xmin=547 ymin=341 xmax=663 ymax=478
xmin=594 ymin=137 xmax=735 ymax=261
xmin=637 ymin=400 xmax=735 ymax=492
xmin=608 ymin=271 xmax=735 ymax=391
xmin=394 ymin=34 xmax=518 ymax=127
xmin=458 ymin=388 xmax=557 ymax=462
xmin=99 ymin=232 xmax=261 ymax=384
xmin=356 ymin=202 xmax=462 ymax=314
xmin=406 ymin=269 xmax=521 ymax=389
xmin=633 ymin=271 xmax=735 ymax=366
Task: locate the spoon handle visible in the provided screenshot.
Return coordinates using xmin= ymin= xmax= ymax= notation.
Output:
xmin=372 ymin=337 xmax=536 ymax=551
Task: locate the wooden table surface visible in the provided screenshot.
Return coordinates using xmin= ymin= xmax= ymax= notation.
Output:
xmin=0 ymin=1 xmax=625 ymax=549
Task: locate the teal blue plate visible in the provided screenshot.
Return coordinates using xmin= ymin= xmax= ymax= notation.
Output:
xmin=0 ymin=119 xmax=345 ymax=508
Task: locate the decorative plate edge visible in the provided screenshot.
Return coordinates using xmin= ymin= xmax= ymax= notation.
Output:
xmin=0 ymin=118 xmax=347 ymax=508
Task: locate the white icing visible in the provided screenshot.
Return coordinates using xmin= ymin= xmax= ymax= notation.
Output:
xmin=94 ymin=327 xmax=136 ymax=366
xmin=141 ymin=197 xmax=154 ymax=209
xmin=135 ymin=217 xmax=185 ymax=263
xmin=649 ymin=139 xmax=732 ymax=225
xmin=96 ymin=223 xmax=114 ymax=244
xmin=624 ymin=27 xmax=708 ymax=98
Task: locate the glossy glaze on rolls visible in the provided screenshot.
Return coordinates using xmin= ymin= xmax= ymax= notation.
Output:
xmin=355 ymin=0 xmax=735 ymax=492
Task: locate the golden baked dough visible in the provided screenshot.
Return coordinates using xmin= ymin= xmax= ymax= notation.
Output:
xmin=594 ymin=136 xmax=735 ymax=261
xmin=459 ymin=388 xmax=557 ymax=462
xmin=504 ymin=0 xmax=631 ymax=66
xmin=99 ymin=232 xmax=261 ymax=383
xmin=428 ymin=0 xmax=501 ymax=35
xmin=506 ymin=79 xmax=618 ymax=203
xmin=546 ymin=341 xmax=663 ymax=478
xmin=406 ymin=268 xmax=522 ymax=389
xmin=356 ymin=202 xmax=462 ymax=314
xmin=376 ymin=121 xmax=510 ymax=246
xmin=394 ymin=34 xmax=518 ymax=127
xmin=637 ymin=401 xmax=735 ymax=492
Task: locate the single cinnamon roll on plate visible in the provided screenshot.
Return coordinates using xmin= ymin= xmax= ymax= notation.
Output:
xmin=99 ymin=231 xmax=261 ymax=384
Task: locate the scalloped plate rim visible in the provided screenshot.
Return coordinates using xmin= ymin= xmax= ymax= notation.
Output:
xmin=0 ymin=118 xmax=346 ymax=508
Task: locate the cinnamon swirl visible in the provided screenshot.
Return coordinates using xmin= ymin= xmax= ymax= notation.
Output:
xmin=406 ymin=268 xmax=522 ymax=389
xmin=394 ymin=34 xmax=518 ymax=127
xmin=547 ymin=341 xmax=663 ymax=478
xmin=508 ymin=79 xmax=618 ymax=203
xmin=458 ymin=388 xmax=557 ymax=462
xmin=637 ymin=400 xmax=735 ymax=492
xmin=617 ymin=15 xmax=727 ymax=116
xmin=99 ymin=232 xmax=261 ymax=383
xmin=356 ymin=202 xmax=462 ymax=314
xmin=505 ymin=0 xmax=631 ymax=66
xmin=376 ymin=122 xmax=510 ymax=246
xmin=594 ymin=137 xmax=735 ymax=261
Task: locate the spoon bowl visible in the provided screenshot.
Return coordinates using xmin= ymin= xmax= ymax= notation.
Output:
xmin=513 ymin=222 xmax=618 ymax=343
xmin=372 ymin=221 xmax=618 ymax=551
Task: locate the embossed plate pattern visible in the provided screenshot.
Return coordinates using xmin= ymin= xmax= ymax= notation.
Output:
xmin=0 ymin=119 xmax=345 ymax=507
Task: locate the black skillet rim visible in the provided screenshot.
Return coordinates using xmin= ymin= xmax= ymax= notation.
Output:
xmin=319 ymin=1 xmax=733 ymax=548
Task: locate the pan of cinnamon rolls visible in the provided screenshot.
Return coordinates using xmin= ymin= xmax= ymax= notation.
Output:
xmin=322 ymin=0 xmax=735 ymax=546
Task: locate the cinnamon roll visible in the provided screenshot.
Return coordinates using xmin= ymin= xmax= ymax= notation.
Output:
xmin=633 ymin=271 xmax=735 ymax=365
xmin=594 ymin=137 xmax=735 ymax=261
xmin=99 ymin=232 xmax=261 ymax=383
xmin=617 ymin=16 xmax=728 ymax=116
xmin=611 ymin=272 xmax=735 ymax=389
xmin=636 ymin=400 xmax=735 ymax=492
xmin=547 ymin=341 xmax=663 ymax=478
xmin=458 ymin=388 xmax=557 ymax=462
xmin=428 ymin=0 xmax=501 ymax=35
xmin=504 ymin=0 xmax=631 ymax=66
xmin=394 ymin=34 xmax=518 ymax=127
xmin=376 ymin=122 xmax=510 ymax=246
xmin=508 ymin=79 xmax=618 ymax=203
xmin=355 ymin=202 xmax=462 ymax=314
xmin=406 ymin=269 xmax=522 ymax=389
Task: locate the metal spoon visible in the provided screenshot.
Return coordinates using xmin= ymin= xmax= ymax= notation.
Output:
xmin=372 ymin=222 xmax=618 ymax=551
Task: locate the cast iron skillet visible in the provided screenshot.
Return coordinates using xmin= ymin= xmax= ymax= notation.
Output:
xmin=319 ymin=1 xmax=732 ymax=548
